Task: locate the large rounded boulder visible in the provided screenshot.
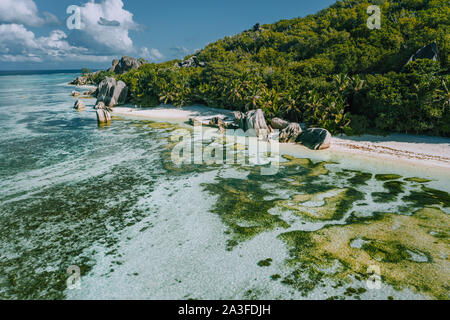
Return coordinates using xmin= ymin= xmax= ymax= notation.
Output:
xmin=96 ymin=77 xmax=128 ymax=107
xmin=96 ymin=109 xmax=111 ymax=124
xmin=270 ymin=117 xmax=289 ymax=130
xmin=245 ymin=109 xmax=270 ymax=138
xmin=296 ymin=128 xmax=331 ymax=150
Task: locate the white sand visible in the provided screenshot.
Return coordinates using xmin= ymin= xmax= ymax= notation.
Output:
xmin=112 ymin=105 xmax=450 ymax=170
xmin=113 ymin=105 xmax=234 ymax=121
xmin=331 ymin=134 xmax=450 ymax=169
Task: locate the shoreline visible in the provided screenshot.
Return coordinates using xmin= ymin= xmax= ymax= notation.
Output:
xmin=112 ymin=105 xmax=450 ymax=172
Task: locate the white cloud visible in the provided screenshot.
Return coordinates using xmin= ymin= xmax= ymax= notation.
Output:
xmin=0 ymin=0 xmax=60 ymax=27
xmin=140 ymin=47 xmax=163 ymax=61
xmin=0 ymin=23 xmax=107 ymax=63
xmin=0 ymin=24 xmax=39 ymax=55
xmin=0 ymin=0 xmax=159 ymax=66
xmin=67 ymin=0 xmax=138 ymax=55
xmin=42 ymin=12 xmax=61 ymax=26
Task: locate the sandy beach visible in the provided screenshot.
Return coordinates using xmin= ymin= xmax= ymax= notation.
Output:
xmin=331 ymin=134 xmax=450 ymax=169
xmin=113 ymin=105 xmax=234 ymax=121
xmin=112 ymin=105 xmax=450 ymax=170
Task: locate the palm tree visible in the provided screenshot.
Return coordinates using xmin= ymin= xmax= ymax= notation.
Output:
xmin=281 ymin=95 xmax=300 ymax=122
xmin=434 ymin=79 xmax=450 ymax=110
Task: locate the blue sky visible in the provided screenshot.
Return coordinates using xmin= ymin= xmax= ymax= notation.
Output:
xmin=0 ymin=0 xmax=336 ymax=70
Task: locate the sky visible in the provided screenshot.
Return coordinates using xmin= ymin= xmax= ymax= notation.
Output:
xmin=0 ymin=0 xmax=336 ymax=70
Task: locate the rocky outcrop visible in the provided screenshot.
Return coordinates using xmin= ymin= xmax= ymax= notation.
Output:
xmin=233 ymin=111 xmax=247 ymax=130
xmin=209 ymin=117 xmax=227 ymax=134
xmin=112 ymin=56 xmax=142 ymax=74
xmin=73 ymin=100 xmax=85 ymax=111
xmin=270 ymin=117 xmax=289 ymax=130
xmin=407 ymin=42 xmax=439 ymax=64
xmin=189 ymin=115 xmax=238 ymax=132
xmin=69 ymin=76 xmax=87 ymax=86
xmin=232 ymin=109 xmax=270 ymax=138
xmin=96 ymin=109 xmax=111 ymax=124
xmin=190 ymin=109 xmax=331 ymax=150
xmin=88 ymin=87 xmax=98 ymax=97
xmin=279 ymin=123 xmax=302 ymax=143
xmin=245 ymin=109 xmax=270 ymax=138
xmin=175 ymin=56 xmax=206 ymax=68
xmin=94 ymin=101 xmax=108 ymax=110
xmin=109 ymin=59 xmax=120 ymax=72
xmin=71 ymin=90 xmax=82 ymax=97
xmin=70 ymin=56 xmax=142 ymax=86
xmin=297 ymin=128 xmax=331 ymax=150
xmin=209 ymin=116 xmax=239 ymax=131
xmin=96 ymin=77 xmax=128 ymax=107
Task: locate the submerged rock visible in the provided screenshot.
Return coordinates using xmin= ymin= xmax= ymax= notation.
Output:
xmin=96 ymin=77 xmax=128 ymax=107
xmin=279 ymin=123 xmax=302 ymax=143
xmin=73 ymin=100 xmax=85 ymax=111
xmin=297 ymin=128 xmax=331 ymax=150
xmin=96 ymin=109 xmax=111 ymax=123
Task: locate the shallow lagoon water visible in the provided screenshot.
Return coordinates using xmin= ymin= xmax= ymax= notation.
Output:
xmin=0 ymin=73 xmax=449 ymax=300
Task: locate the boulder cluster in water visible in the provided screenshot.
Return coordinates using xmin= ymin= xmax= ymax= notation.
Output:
xmin=69 ymin=56 xmax=142 ymax=123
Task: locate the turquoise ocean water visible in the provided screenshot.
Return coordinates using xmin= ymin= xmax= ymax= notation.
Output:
xmin=0 ymin=72 xmax=448 ymax=300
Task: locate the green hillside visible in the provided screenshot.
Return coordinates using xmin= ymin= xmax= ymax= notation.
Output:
xmin=119 ymin=0 xmax=450 ymax=136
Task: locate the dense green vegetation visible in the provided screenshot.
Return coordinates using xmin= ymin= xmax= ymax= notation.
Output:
xmin=118 ymin=0 xmax=449 ymax=136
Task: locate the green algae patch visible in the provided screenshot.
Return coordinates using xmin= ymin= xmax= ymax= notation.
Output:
xmin=278 ymin=231 xmax=340 ymax=296
xmin=405 ymin=177 xmax=432 ymax=183
xmin=403 ymin=186 xmax=450 ymax=208
xmin=372 ymin=180 xmax=405 ymax=203
xmin=280 ymin=155 xmax=332 ymax=179
xmin=278 ymin=207 xmax=450 ymax=299
xmin=257 ymin=258 xmax=273 ymax=267
xmin=270 ymin=274 xmax=281 ymax=280
xmin=201 ymin=177 xmax=289 ymax=249
xmin=279 ymin=187 xmax=364 ymax=221
xmin=375 ymin=174 xmax=402 ymax=181
xmin=347 ymin=171 xmax=373 ymax=186
xmin=360 ymin=240 xmax=427 ymax=263
xmin=0 ymin=162 xmax=158 ymax=299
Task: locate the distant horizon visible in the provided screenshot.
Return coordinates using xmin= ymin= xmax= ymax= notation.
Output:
xmin=0 ymin=68 xmax=103 ymax=75
xmin=0 ymin=69 xmax=86 ymax=76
